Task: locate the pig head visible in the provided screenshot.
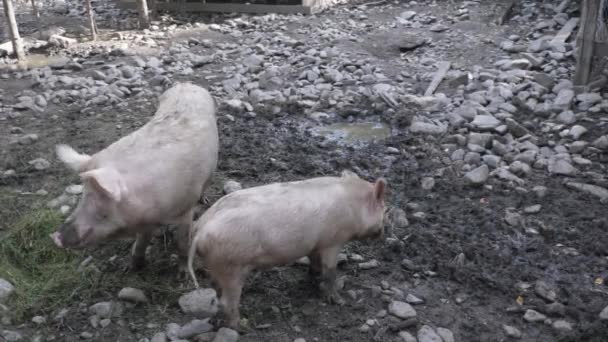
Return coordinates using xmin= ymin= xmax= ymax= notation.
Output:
xmin=51 ymin=147 xmax=130 ymax=249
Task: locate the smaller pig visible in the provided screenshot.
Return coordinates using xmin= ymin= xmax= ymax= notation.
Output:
xmin=187 ymin=171 xmax=387 ymax=329
xmin=50 ymin=82 xmax=219 ymax=273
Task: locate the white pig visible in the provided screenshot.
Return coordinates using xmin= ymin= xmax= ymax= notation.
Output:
xmin=187 ymin=171 xmax=386 ymax=329
xmin=51 ymin=82 xmax=219 ymax=272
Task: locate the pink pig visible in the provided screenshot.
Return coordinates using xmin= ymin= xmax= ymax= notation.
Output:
xmin=51 ymin=82 xmax=219 ymax=272
xmin=188 ymin=171 xmax=387 ymax=328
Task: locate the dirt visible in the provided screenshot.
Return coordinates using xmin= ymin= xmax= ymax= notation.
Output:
xmin=1 ymin=0 xmax=608 ymax=341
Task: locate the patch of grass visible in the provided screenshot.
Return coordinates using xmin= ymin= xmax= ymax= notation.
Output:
xmin=0 ymin=209 xmax=92 ymax=320
xmin=0 ymin=208 xmax=187 ymax=322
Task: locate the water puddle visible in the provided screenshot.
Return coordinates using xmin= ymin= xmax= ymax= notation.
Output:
xmin=312 ymin=122 xmax=391 ymax=144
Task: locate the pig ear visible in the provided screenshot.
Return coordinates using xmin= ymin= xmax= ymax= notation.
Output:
xmin=80 ymin=168 xmax=125 ymax=202
xmin=373 ymin=178 xmax=387 ymax=202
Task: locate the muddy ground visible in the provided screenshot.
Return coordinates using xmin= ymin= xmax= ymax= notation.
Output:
xmin=1 ymin=0 xmax=608 ymax=341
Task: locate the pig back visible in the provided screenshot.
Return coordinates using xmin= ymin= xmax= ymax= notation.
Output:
xmin=93 ymin=83 xmax=219 ymax=218
xmin=198 ymin=177 xmax=368 ymax=264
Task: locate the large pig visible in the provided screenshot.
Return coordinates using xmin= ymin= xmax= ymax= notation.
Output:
xmin=51 ymin=82 xmax=219 ymax=272
xmin=187 ymin=171 xmax=387 ymax=329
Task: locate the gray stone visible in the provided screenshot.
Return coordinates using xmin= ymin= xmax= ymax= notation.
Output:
xmin=524 ymin=309 xmax=547 ymax=322
xmin=421 ymin=177 xmax=435 ymax=190
xmin=430 ymin=24 xmax=449 ymax=32
xmin=89 ymin=301 xmax=123 ymax=319
xmin=592 ymin=135 xmax=608 ymax=149
xmin=576 ymin=93 xmax=602 ymax=110
xmin=505 ymin=118 xmax=529 ymax=137
xmin=405 ymin=294 xmax=424 ymax=305
xmin=436 ymin=328 xmax=454 ymax=342
xmin=464 ymin=152 xmax=481 ymax=165
xmin=212 ymin=327 xmax=239 ymax=342
xmin=388 ymin=301 xmax=417 ymax=319
xmin=565 ymin=182 xmax=608 ymax=201
xmin=502 ymin=324 xmax=522 ymax=339
xmin=417 ymin=325 xmax=441 ymax=342
xmin=359 ymin=259 xmax=380 ymax=270
xmin=600 ymin=305 xmax=608 ymax=320
xmin=468 ymin=132 xmax=493 ymax=148
xmin=471 ymin=115 xmax=501 ymax=130
xmin=178 ymin=289 xmax=218 ymax=317
xmin=0 ymin=279 xmax=15 ymax=303
xmin=454 ymin=105 xmax=478 ymax=121
xmin=509 ymin=161 xmax=531 ymax=176
xmin=398 ymin=331 xmax=417 ymax=342
xmin=553 ymin=89 xmax=574 ymax=111
xmin=166 ymin=323 xmax=181 ymax=340
xmin=569 ymin=125 xmax=587 ymax=139
xmin=464 ymin=165 xmax=489 ymax=185
xmin=501 ymin=59 xmax=531 ymax=70
xmin=31 ymin=315 xmax=46 ymax=325
xmin=482 ymin=155 xmax=501 ymax=168
xmin=387 ymin=208 xmax=409 ymax=228
xmin=65 ymin=184 xmax=83 ymax=195
xmin=535 ymin=280 xmax=557 ymax=302
xmin=178 ymin=319 xmax=213 ymax=339
xmin=409 ymin=120 xmax=448 ymax=135
xmin=552 ymin=320 xmax=573 ymax=331
xmin=514 ymin=150 xmax=537 ymax=165
xmin=548 ymin=159 xmax=577 ymax=176
xmin=400 ymin=11 xmax=417 ymax=20
xmin=1 ymin=330 xmax=23 ymax=341
xmin=29 ymin=158 xmax=50 ymax=170
xmin=100 ymin=318 xmax=111 ymax=328
xmin=80 ymin=331 xmax=93 ymax=339
xmin=151 ymin=332 xmax=167 ymax=342
xmin=118 ymin=287 xmax=148 ymax=303
xmin=223 ymin=180 xmax=243 ymax=194
xmin=524 ymin=205 xmax=541 ymax=214
xmin=569 ymin=141 xmax=588 ymax=153
xmin=504 ymin=209 xmax=522 ymax=226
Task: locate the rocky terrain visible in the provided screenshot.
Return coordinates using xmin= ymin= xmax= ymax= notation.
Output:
xmin=1 ymin=0 xmax=608 ymax=341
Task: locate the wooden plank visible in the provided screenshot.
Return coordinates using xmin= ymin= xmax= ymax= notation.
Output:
xmin=574 ymin=0 xmax=600 ymax=85
xmin=550 ymin=17 xmax=579 ymax=47
xmin=424 ymin=61 xmax=451 ymax=97
xmin=156 ymin=2 xmax=312 ymax=14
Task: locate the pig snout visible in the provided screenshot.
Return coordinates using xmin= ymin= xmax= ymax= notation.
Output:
xmin=50 ymin=231 xmax=64 ymax=248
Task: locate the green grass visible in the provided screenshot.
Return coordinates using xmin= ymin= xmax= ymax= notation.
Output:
xmin=0 ymin=209 xmax=93 ymax=320
xmin=0 ymin=208 xmax=186 ymax=322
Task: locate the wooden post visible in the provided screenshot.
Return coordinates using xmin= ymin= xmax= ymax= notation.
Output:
xmin=30 ymin=0 xmax=42 ymax=39
xmin=574 ymin=0 xmax=601 ymax=85
xmin=136 ymin=0 xmax=150 ymax=29
xmin=85 ymin=0 xmax=97 ymax=40
xmin=2 ymin=0 xmax=25 ymax=60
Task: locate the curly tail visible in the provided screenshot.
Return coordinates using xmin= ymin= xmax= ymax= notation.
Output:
xmin=187 ymin=235 xmax=200 ymax=289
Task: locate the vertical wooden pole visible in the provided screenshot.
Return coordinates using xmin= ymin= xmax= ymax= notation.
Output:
xmin=575 ymin=0 xmax=601 ymax=85
xmin=2 ymin=0 xmax=25 ymax=60
xmin=137 ymin=0 xmax=150 ymax=29
xmin=85 ymin=0 xmax=97 ymax=40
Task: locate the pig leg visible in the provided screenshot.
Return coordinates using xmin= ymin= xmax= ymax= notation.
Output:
xmin=175 ymin=208 xmax=194 ymax=278
xmin=308 ymin=250 xmax=322 ymax=281
xmin=130 ymin=232 xmax=152 ymax=271
xmin=318 ymin=246 xmax=346 ymax=306
xmin=214 ymin=268 xmax=247 ymax=330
